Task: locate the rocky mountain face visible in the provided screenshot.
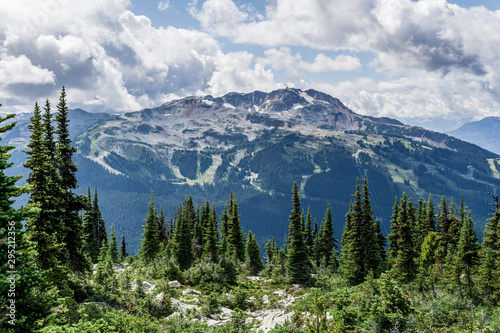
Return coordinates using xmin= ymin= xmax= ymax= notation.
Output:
xmin=448 ymin=116 xmax=500 ymax=155
xmin=71 ymin=88 xmax=500 ymax=253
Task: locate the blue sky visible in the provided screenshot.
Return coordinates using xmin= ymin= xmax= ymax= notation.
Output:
xmin=1 ymin=0 xmax=500 ymax=131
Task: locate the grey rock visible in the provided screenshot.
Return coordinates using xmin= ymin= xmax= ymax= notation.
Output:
xmin=168 ymin=280 xmax=182 ymax=288
xmin=182 ymin=288 xmax=202 ymax=296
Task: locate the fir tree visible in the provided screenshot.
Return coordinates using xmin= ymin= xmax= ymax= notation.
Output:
xmin=219 ymin=207 xmax=229 ymax=256
xmin=55 ymin=87 xmax=86 ymax=272
xmin=82 ymin=186 xmax=99 ymax=262
xmin=140 ymin=191 xmax=161 ymax=262
xmin=286 ymin=182 xmax=310 ymax=283
xmin=390 ymin=193 xmax=418 ymax=283
xmin=0 ymin=110 xmax=56 ymax=332
xmin=23 ymin=102 xmax=67 ymax=279
xmin=246 ymin=231 xmax=264 ymax=275
xmin=478 ymin=209 xmax=500 ymax=298
xmin=305 ymin=206 xmax=313 ymax=251
xmin=203 ymin=205 xmax=219 ymax=262
xmin=226 ymin=192 xmax=245 ymax=262
xmin=426 ymin=194 xmax=436 ymax=232
xmin=120 ymin=234 xmax=127 ymax=261
xmin=174 ymin=199 xmax=194 ymax=270
xmin=387 ymin=196 xmax=400 ymax=268
xmin=265 ymin=237 xmax=278 ymax=267
xmin=318 ymin=203 xmax=338 ymax=268
xmin=93 ymin=187 xmax=108 ymax=251
xmin=108 ymin=224 xmax=119 ymax=263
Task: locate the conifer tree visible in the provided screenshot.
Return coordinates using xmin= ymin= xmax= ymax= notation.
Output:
xmin=387 ymin=196 xmax=399 ymax=268
xmin=219 ymin=207 xmax=229 ymax=256
xmin=55 ymin=87 xmax=86 ymax=272
xmin=246 ymin=231 xmax=264 ymax=275
xmin=478 ymin=209 xmax=500 ymax=298
xmin=82 ymin=186 xmax=100 ymax=262
xmin=174 ymin=199 xmax=194 ymax=270
xmin=120 ymin=234 xmax=127 ymax=261
xmin=0 ymin=110 xmax=56 ymax=332
xmin=203 ymin=205 xmax=219 ymax=262
xmin=92 ymin=187 xmax=108 ymax=254
xmin=390 ymin=193 xmax=418 ymax=283
xmin=108 ymin=224 xmax=119 ymax=263
xmin=286 ymin=182 xmax=310 ymax=283
xmin=450 ymin=209 xmax=479 ymax=298
xmin=375 ymin=218 xmax=386 ymax=266
xmin=265 ymin=237 xmax=278 ymax=267
xmin=226 ymin=192 xmax=245 ymax=262
xmin=360 ymin=175 xmax=383 ymax=275
xmin=305 ymin=206 xmax=313 ymax=251
xmin=318 ymin=203 xmax=338 ymax=267
xmin=312 ymin=218 xmax=320 ymax=266
xmin=436 ymin=196 xmax=451 ymax=264
xmin=414 ymin=197 xmax=428 ymax=253
xmin=24 ymin=102 xmax=67 ymax=279
xmin=426 ymin=194 xmax=436 ymax=232
xmin=140 ymin=191 xmax=161 ymax=262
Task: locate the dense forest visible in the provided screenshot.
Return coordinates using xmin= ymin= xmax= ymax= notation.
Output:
xmin=1 ymin=90 xmax=500 ymax=332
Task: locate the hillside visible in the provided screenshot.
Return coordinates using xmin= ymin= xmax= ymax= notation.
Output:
xmin=448 ymin=116 xmax=500 ymax=155
xmin=72 ymin=88 xmax=500 ymax=253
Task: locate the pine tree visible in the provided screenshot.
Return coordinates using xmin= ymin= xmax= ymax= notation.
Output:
xmin=108 ymin=224 xmax=119 ymax=263
xmin=265 ymin=237 xmax=278 ymax=268
xmin=246 ymin=231 xmax=264 ymax=275
xmin=387 ymin=196 xmax=399 ymax=268
xmin=93 ymin=187 xmax=107 ymax=252
xmin=286 ymin=182 xmax=310 ymax=283
xmin=426 ymin=194 xmax=436 ymax=232
xmin=140 ymin=191 xmax=161 ymax=262
xmin=305 ymin=206 xmax=313 ymax=251
xmin=0 ymin=110 xmax=56 ymax=332
xmin=414 ymin=197 xmax=428 ymax=253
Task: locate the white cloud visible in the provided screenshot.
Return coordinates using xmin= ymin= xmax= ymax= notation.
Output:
xmin=157 ymin=1 xmax=170 ymax=11
xmin=0 ymin=55 xmax=55 ymax=85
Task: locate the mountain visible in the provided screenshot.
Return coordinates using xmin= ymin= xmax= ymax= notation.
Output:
xmin=448 ymin=116 xmax=500 ymax=155
xmin=72 ymin=88 xmax=500 ymax=253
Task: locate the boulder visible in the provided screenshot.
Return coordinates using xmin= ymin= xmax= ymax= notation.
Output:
xmin=258 ymin=310 xmax=294 ymax=332
xmin=182 ymin=288 xmax=202 ymax=296
xmin=168 ymin=280 xmax=182 ymax=288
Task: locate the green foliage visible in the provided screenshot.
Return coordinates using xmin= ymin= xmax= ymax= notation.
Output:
xmin=183 ymin=258 xmax=237 ymax=290
xmin=108 ymin=224 xmax=119 ymax=263
xmin=245 ymin=230 xmax=264 ymax=275
xmin=140 ymin=191 xmax=161 ymax=262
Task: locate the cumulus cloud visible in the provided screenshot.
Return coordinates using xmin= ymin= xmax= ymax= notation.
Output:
xmin=0 ymin=0 xmax=282 ymax=113
xmin=157 ymin=1 xmax=170 ymax=11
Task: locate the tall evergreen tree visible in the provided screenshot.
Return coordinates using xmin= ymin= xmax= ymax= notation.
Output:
xmin=478 ymin=209 xmax=500 ymax=298
xmin=219 ymin=207 xmax=229 ymax=256
xmin=92 ymin=187 xmax=107 ymax=254
xmin=246 ymin=230 xmax=264 ymax=275
xmin=0 ymin=110 xmax=56 ymax=332
xmin=120 ymin=234 xmax=127 ymax=261
xmin=305 ymin=206 xmax=313 ymax=251
xmin=55 ymin=87 xmax=86 ymax=272
xmin=82 ymin=186 xmax=99 ymax=262
xmin=387 ymin=196 xmax=400 ymax=268
xmin=226 ymin=192 xmax=245 ymax=262
xmin=390 ymin=193 xmax=418 ymax=283
xmin=108 ymin=224 xmax=119 ymax=263
xmin=23 ymin=102 xmax=67 ymax=279
xmin=203 ymin=205 xmax=219 ymax=262
xmin=286 ymin=182 xmax=310 ymax=283
xmin=140 ymin=191 xmax=161 ymax=262
xmin=318 ymin=203 xmax=338 ymax=267
xmin=174 ymin=198 xmax=194 ymax=270
xmin=426 ymin=194 xmax=436 ymax=232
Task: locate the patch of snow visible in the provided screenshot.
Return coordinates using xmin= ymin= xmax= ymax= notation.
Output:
xmin=87 ymin=152 xmax=123 ymax=175
xmin=202 ymin=99 xmax=214 ymax=106
xmin=223 ymin=103 xmax=235 ymax=109
xmin=300 ymin=91 xmax=314 ymax=103
xmin=292 ymin=103 xmax=303 ymax=109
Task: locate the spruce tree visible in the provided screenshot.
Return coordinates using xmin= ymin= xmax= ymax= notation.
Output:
xmin=286 ymin=182 xmax=310 ymax=283
xmin=0 ymin=110 xmax=56 ymax=332
xmin=219 ymin=207 xmax=229 ymax=256
xmin=246 ymin=231 xmax=264 ymax=275
xmin=305 ymin=206 xmax=313 ymax=251
xmin=387 ymin=196 xmax=400 ymax=268
xmin=479 ymin=209 xmax=500 ymax=298
xmin=82 ymin=186 xmax=99 ymax=262
xmin=426 ymin=194 xmax=436 ymax=232
xmin=140 ymin=191 xmax=161 ymax=262
xmin=93 ymin=187 xmax=108 ymax=252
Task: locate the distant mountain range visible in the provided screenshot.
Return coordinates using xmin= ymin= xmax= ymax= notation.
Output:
xmin=448 ymin=117 xmax=500 ymax=155
xmin=3 ymin=89 xmax=500 ymax=253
